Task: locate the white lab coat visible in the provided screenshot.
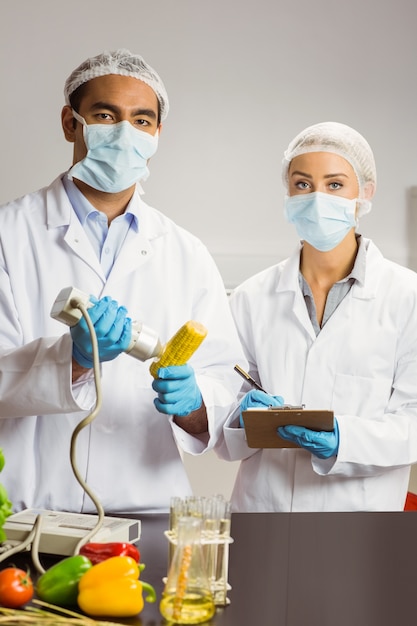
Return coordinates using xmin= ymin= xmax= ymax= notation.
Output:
xmin=218 ymin=239 xmax=417 ymax=511
xmin=0 ymin=175 xmax=246 ymax=514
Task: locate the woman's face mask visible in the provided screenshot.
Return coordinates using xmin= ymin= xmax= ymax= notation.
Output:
xmin=68 ymin=110 xmax=159 ymax=193
xmin=284 ymin=191 xmax=357 ymax=252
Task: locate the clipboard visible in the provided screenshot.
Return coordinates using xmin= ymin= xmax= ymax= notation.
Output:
xmin=242 ymin=408 xmax=334 ymax=448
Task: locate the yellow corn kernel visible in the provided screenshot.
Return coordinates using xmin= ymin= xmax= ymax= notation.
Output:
xmin=149 ymin=320 xmax=207 ymax=378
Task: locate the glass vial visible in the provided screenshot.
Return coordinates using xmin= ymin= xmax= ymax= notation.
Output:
xmin=160 ymin=516 xmax=215 ymax=624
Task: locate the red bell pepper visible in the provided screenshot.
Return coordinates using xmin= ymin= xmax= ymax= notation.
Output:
xmin=79 ymin=542 xmax=140 ymax=565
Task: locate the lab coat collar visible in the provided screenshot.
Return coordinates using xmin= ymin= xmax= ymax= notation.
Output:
xmin=45 ymin=174 xmax=171 ymax=286
xmin=350 ymin=238 xmax=380 ymax=300
xmin=275 ymin=243 xmax=303 ymax=294
xmin=45 ymin=174 xmax=76 ymax=228
xmin=275 ymin=238 xmax=379 ymax=302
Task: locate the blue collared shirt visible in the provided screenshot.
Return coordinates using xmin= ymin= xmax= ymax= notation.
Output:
xmin=62 ymin=174 xmax=139 ymax=278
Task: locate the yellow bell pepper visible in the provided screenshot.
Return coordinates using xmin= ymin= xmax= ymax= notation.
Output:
xmin=77 ymin=555 xmax=156 ymax=618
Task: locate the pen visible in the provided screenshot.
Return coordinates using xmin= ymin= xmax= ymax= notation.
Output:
xmin=234 ymin=364 xmax=305 ymax=409
xmin=234 ymin=364 xmax=268 ymax=393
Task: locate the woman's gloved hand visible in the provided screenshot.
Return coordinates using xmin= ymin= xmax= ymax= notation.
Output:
xmin=70 ymin=296 xmax=132 ymax=368
xmin=152 ymin=364 xmax=202 ymax=417
xmin=239 ymin=389 xmax=284 ymax=428
xmin=278 ymin=418 xmax=339 ymax=459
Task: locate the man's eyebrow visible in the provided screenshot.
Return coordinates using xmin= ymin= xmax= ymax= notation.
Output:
xmin=132 ymin=108 xmax=157 ymax=119
xmin=89 ymin=102 xmax=157 ymax=119
xmin=90 ymin=102 xmax=121 ymax=113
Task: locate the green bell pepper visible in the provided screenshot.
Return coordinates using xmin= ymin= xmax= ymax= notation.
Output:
xmin=36 ymin=554 xmax=92 ymax=606
xmin=0 ymin=449 xmax=13 ymax=543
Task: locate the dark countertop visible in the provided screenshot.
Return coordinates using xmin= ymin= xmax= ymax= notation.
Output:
xmin=4 ymin=511 xmax=417 ymax=626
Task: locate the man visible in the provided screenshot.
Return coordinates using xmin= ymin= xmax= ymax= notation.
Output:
xmin=0 ymin=49 xmax=245 ymax=514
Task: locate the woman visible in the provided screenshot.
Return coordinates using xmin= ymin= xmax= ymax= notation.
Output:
xmin=220 ymin=121 xmax=417 ymax=512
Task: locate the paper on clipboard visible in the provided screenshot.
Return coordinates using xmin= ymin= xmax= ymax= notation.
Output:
xmin=242 ymin=407 xmax=334 ymax=449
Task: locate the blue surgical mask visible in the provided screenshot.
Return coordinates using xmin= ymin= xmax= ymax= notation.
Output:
xmin=68 ymin=110 xmax=159 ymax=193
xmin=284 ymin=191 xmax=357 ymax=252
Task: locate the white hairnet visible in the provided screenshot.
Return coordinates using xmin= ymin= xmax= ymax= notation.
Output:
xmin=64 ymin=49 xmax=169 ymax=121
xmin=282 ymin=122 xmax=376 ymax=217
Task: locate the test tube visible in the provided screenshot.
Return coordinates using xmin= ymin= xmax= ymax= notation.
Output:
xmin=213 ymin=499 xmax=231 ymax=605
xmin=169 ymin=497 xmax=184 ymax=567
xmin=165 ymin=495 xmax=233 ymax=606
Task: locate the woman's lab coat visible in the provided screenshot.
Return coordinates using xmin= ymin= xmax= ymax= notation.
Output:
xmin=0 ymin=175 xmax=245 ymax=513
xmin=219 ymin=239 xmax=417 ymax=511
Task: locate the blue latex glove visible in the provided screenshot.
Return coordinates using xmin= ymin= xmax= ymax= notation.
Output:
xmin=278 ymin=418 xmax=339 ymax=459
xmin=239 ymin=389 xmax=285 ymax=428
xmin=70 ymin=296 xmax=132 ymax=368
xmin=152 ymin=364 xmax=203 ymax=417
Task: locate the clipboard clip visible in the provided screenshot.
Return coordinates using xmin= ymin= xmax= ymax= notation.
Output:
xmin=269 ymin=404 xmax=305 ymax=410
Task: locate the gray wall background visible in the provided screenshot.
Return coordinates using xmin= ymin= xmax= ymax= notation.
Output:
xmin=1 ymin=0 xmax=417 ymax=498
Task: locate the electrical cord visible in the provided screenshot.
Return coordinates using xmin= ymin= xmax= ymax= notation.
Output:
xmin=69 ymin=298 xmax=104 ymax=554
xmin=29 ymin=515 xmax=45 ymax=574
xmin=0 ymin=515 xmax=43 ymax=566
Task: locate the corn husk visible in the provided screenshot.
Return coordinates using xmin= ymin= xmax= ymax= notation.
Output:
xmin=0 ymin=599 xmax=128 ymax=625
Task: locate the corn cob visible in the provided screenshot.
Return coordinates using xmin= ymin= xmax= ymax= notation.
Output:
xmin=149 ymin=320 xmax=207 ymax=378
xmin=172 ymin=544 xmax=193 ymax=621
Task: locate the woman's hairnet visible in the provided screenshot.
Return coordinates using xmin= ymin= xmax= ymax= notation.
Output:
xmin=64 ymin=49 xmax=169 ymax=121
xmin=282 ymin=122 xmax=376 ymax=217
